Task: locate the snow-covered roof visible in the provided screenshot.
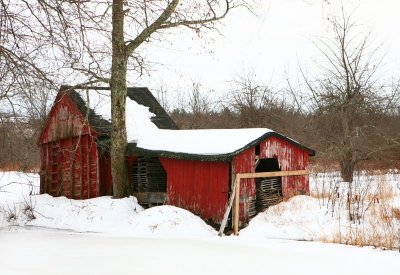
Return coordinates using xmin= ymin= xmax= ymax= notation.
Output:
xmin=135 ymin=128 xmax=273 ymax=155
xmin=62 ymin=86 xmax=313 ymax=160
xmin=75 ymin=88 xmax=159 ymax=142
xmin=63 ymin=86 xmax=177 ymax=140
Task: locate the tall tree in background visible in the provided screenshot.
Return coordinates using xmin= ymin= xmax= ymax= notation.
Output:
xmin=303 ymin=10 xmax=400 ymax=183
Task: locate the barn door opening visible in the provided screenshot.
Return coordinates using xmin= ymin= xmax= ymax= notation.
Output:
xmin=132 ymin=156 xmax=167 ymax=207
xmin=249 ymin=158 xmax=283 ymax=218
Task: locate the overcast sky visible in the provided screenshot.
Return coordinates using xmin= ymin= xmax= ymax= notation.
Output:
xmin=134 ymin=0 xmax=400 ymax=103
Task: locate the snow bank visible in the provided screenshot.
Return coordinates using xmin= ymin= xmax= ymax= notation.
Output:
xmin=239 ymin=196 xmax=340 ymax=240
xmin=0 ymin=171 xmax=216 ymax=237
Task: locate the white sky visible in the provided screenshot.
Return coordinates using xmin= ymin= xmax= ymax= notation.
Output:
xmin=133 ymin=0 xmax=400 ymax=104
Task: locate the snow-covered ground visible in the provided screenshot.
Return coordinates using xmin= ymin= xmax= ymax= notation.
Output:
xmin=0 ymin=172 xmax=215 ymax=237
xmin=2 ymin=230 xmax=400 ymax=275
xmin=242 ymin=170 xmax=400 ymax=248
xmin=1 ymin=171 xmax=400 ymax=274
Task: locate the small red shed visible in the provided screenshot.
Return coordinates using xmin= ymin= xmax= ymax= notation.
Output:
xmin=38 ymin=86 xmax=177 ymax=199
xmin=127 ymin=129 xmax=314 ymax=226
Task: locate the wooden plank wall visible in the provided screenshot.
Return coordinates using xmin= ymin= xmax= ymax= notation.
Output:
xmin=160 ymin=158 xmax=230 ymax=224
xmin=232 ymin=147 xmax=256 ymax=224
xmin=40 ymin=135 xmax=100 ymax=199
xmin=99 ymin=152 xmax=113 ymax=196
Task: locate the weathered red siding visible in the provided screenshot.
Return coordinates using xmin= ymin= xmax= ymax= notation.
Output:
xmin=232 ymin=147 xmax=256 ymax=224
xmin=39 ymin=92 xmax=102 ymax=199
xmin=39 ymin=93 xmax=95 ymax=144
xmin=259 ymin=136 xmax=309 ymax=196
xmin=40 ymin=135 xmax=99 ymax=198
xmin=160 ymin=158 xmax=229 ymax=224
xmin=99 ymin=152 xmax=113 ymax=196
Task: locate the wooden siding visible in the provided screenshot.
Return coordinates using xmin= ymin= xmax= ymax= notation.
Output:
xmin=39 ymin=91 xmax=104 ymax=199
xmin=160 ymin=158 xmax=230 ymax=224
xmin=39 ymin=93 xmax=95 ymax=144
xmin=99 ymin=152 xmax=113 ymax=196
xmin=40 ymin=135 xmax=99 ymax=199
xmin=232 ymin=147 xmax=256 ymax=224
xmin=259 ymin=136 xmax=309 ymax=197
xmin=127 ymin=156 xmax=138 ymax=192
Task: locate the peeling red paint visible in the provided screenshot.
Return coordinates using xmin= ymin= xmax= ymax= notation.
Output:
xmin=260 ymin=136 xmax=310 ymax=197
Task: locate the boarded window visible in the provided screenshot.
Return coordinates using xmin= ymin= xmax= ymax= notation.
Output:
xmin=132 ymin=157 xmax=167 ymax=207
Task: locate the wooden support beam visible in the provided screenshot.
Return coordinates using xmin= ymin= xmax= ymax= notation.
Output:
xmin=236 ymin=170 xmax=308 ymax=179
xmin=218 ymin=176 xmax=237 ymax=236
xmin=233 ymin=176 xmax=240 ymax=236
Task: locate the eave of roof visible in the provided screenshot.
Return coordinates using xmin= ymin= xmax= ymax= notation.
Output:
xmin=126 ymin=131 xmax=315 ymax=161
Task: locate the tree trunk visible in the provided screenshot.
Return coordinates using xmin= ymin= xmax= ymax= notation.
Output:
xmin=340 ymin=157 xmax=354 ymax=183
xmin=110 ymin=0 xmax=130 ymax=198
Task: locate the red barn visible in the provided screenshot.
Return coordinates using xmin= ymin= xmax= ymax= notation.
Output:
xmin=38 ymin=86 xmax=177 ymax=199
xmin=39 ymin=86 xmax=314 ymax=227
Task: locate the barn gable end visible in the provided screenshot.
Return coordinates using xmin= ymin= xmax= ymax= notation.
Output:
xmin=39 ymin=91 xmax=97 ymax=145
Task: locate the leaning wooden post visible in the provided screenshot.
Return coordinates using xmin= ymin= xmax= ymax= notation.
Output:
xmin=233 ymin=176 xmax=241 ymax=236
xmin=218 ymin=175 xmax=237 ymax=236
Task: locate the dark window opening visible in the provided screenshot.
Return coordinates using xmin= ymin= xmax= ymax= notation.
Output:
xmin=255 ymin=157 xmax=280 ymax=172
xmin=132 ymin=156 xmax=167 ymax=207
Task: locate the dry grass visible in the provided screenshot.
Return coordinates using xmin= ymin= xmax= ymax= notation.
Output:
xmin=311 ymin=169 xmax=400 ymax=250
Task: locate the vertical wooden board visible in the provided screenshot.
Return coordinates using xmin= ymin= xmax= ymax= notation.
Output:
xmin=89 ymin=140 xmax=99 ymax=198
xmin=72 ymin=137 xmax=82 ymax=199
xmin=81 ymin=135 xmax=89 ymax=199
xmin=125 ymin=156 xmax=137 ymax=196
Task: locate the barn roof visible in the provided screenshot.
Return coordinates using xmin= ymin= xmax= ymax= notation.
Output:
xmin=60 ymin=85 xmax=178 ymax=138
xmin=126 ymin=128 xmax=315 ymax=161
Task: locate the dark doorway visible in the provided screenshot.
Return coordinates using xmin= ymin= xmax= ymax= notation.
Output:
xmin=250 ymin=158 xmax=283 ymax=218
xmin=132 ymin=157 xmax=167 ymax=207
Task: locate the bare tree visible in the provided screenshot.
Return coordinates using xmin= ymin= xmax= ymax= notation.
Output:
xmin=2 ymin=0 xmax=251 ymax=197
xmin=109 ymin=0 xmax=248 ymax=197
xmin=227 ymin=70 xmax=283 ymax=128
xmin=302 ymin=10 xmax=400 ymax=183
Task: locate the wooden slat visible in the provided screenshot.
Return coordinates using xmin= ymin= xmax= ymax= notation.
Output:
xmin=233 ymin=177 xmax=240 ymax=236
xmin=236 ymin=170 xmax=308 ymax=179
xmin=218 ymin=175 xmax=237 ymax=236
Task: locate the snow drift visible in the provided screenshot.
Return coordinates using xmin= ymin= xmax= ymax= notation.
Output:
xmin=0 ymin=171 xmax=216 ymax=237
